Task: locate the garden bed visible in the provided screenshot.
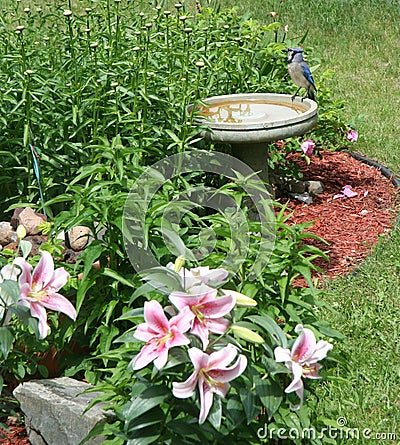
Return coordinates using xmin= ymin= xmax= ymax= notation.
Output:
xmin=1 ymin=150 xmax=398 ymax=445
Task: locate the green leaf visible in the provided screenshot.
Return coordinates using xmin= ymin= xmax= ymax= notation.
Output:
xmin=125 ymin=407 xmax=164 ymax=432
xmin=79 ymin=240 xmax=104 ymax=281
xmin=0 ymin=280 xmax=20 ymax=304
xmin=246 ymin=314 xmax=287 ymax=348
xmin=69 ymin=164 xmax=106 ymax=186
xmin=102 ymin=268 xmax=135 ymax=288
xmin=207 ymin=395 xmax=222 ymax=430
xmin=312 ymin=321 xmax=345 ymax=341
xmin=129 ymin=283 xmax=155 ymax=304
xmin=239 ymin=388 xmax=258 ymax=424
xmin=226 ymin=396 xmax=245 ymax=428
xmin=125 ymin=425 xmax=160 ymax=445
xmin=123 ymin=385 xmax=169 ymax=422
xmin=115 ymin=308 xmax=144 ymax=322
xmin=254 ymin=376 xmax=283 ymax=420
xmin=0 ymin=327 xmax=14 ymax=359
xmin=76 ymin=276 xmax=96 ymax=315
xmin=9 ymin=304 xmax=39 ymax=335
xmin=19 ymin=240 xmax=32 ymax=258
xmin=167 ymin=419 xmax=207 ymax=440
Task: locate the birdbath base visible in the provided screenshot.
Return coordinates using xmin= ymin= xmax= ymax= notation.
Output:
xmin=230 ymin=142 xmax=269 ymax=184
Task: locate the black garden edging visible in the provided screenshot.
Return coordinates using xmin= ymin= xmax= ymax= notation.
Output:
xmin=349 ymin=151 xmax=400 ymax=188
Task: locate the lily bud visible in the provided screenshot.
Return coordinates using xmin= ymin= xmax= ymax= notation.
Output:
xmin=173 ymin=255 xmax=185 ymax=273
xmin=222 ymin=289 xmax=257 ymax=307
xmin=16 ymin=225 xmax=26 ymax=240
xmin=231 ymin=325 xmax=264 ymax=344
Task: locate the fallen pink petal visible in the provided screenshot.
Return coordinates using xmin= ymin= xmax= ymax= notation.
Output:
xmin=333 ymin=185 xmax=358 ymax=199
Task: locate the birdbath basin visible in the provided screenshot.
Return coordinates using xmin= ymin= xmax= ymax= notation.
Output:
xmin=190 ymin=93 xmax=318 ymax=183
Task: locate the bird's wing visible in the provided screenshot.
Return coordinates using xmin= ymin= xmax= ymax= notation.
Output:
xmin=301 ymin=62 xmax=315 ymax=87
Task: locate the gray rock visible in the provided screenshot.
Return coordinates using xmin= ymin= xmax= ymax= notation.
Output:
xmin=68 ymin=226 xmax=93 ymax=251
xmin=17 ymin=207 xmax=45 ymax=235
xmin=305 ymin=180 xmax=324 ymax=196
xmin=14 ymin=377 xmax=112 ymax=445
xmin=0 ymin=222 xmax=12 ymax=231
xmin=289 ymin=192 xmax=313 ymax=204
xmin=0 ymin=222 xmax=16 ymax=246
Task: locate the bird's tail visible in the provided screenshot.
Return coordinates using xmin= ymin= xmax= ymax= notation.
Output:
xmin=307 ymin=86 xmax=316 ymax=102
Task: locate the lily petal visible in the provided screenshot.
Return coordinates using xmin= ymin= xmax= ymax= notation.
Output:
xmin=29 ymin=301 xmax=50 ymax=339
xmin=143 ymin=300 xmax=169 ymax=333
xmin=0 ymin=263 xmax=21 ymax=282
xmin=46 ymin=267 xmax=70 ymax=292
xmin=209 ymin=354 xmax=248 ymax=383
xmin=285 ymin=362 xmax=303 ymax=394
xmin=31 ymin=251 xmax=54 ymax=289
xmin=188 ymin=347 xmax=209 ymax=370
xmin=198 ymin=376 xmax=214 ymax=424
xmin=206 ymin=344 xmax=238 ymax=369
xmin=134 ymin=323 xmax=158 ymax=342
xmin=308 ymin=340 xmax=334 ymax=363
xmin=172 ymin=370 xmax=199 ymax=398
xmin=199 ymin=294 xmax=235 ymax=318
xmin=153 ymin=348 xmax=169 ymax=370
xmin=40 ymin=293 xmax=76 ymax=321
xmin=191 ymin=318 xmax=210 ymax=350
xmin=291 ymin=325 xmax=316 ymax=362
xmin=206 ymin=317 xmax=230 ymax=335
xmin=14 ymin=257 xmax=32 ymax=289
xmin=274 ymin=346 xmax=292 ymax=363
xmin=169 ymin=306 xmax=194 ymax=333
xmin=132 ymin=342 xmax=160 ymax=370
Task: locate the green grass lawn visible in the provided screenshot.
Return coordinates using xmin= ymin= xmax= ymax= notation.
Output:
xmin=225 ymin=0 xmax=400 ymax=442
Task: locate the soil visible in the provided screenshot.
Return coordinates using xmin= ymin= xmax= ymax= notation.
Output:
xmin=0 ymin=150 xmax=398 ymax=444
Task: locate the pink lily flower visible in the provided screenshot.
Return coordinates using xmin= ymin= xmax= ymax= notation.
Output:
xmin=14 ymin=251 xmax=76 ymax=339
xmin=169 ymin=284 xmax=235 ymax=349
xmin=172 ymin=344 xmax=247 ymax=424
xmin=301 ymin=139 xmax=315 ymax=157
xmin=333 ymin=184 xmax=358 ymax=199
xmin=346 ymin=129 xmax=358 ymax=142
xmin=274 ymin=324 xmax=333 ymax=408
xmin=133 ymin=300 xmax=193 ymax=370
xmin=167 ymin=263 xmax=228 ymax=290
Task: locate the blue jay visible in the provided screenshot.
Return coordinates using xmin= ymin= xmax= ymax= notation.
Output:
xmin=287 ymin=47 xmax=316 ymax=101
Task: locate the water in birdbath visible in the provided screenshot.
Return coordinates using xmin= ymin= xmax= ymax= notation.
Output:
xmin=198 ymin=99 xmax=305 ymax=124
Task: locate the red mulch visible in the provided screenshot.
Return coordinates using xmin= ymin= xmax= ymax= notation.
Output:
xmin=280 ymin=150 xmax=398 ymax=286
xmin=0 ymin=417 xmax=30 ymax=445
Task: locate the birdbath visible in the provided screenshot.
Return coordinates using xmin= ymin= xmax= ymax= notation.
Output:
xmin=190 ymin=93 xmax=318 ymax=184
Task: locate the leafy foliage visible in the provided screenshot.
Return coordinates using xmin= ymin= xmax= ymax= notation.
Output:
xmin=0 ymin=1 xmax=349 ymax=443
